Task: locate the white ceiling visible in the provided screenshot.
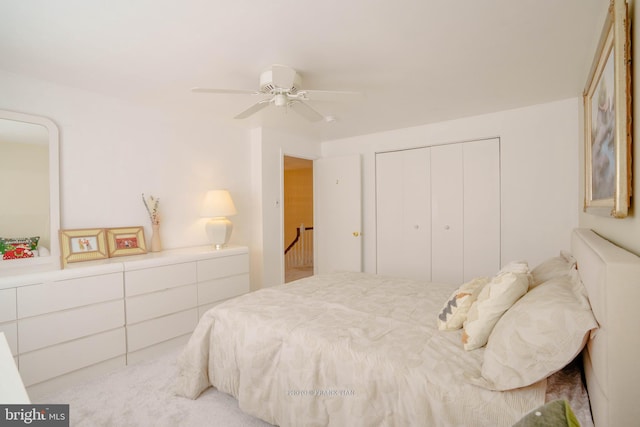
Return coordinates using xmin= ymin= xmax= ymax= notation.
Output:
xmin=0 ymin=0 xmax=608 ymax=141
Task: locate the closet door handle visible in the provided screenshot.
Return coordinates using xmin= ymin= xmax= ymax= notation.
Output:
xmin=444 ymin=225 xmax=450 ymax=230
xmin=352 ymin=232 xmax=360 ymax=237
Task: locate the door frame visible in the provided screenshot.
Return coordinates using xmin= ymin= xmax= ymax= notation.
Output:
xmin=280 ymin=150 xmax=318 ymax=284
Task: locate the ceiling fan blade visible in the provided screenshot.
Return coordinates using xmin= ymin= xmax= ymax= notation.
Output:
xmin=192 ymin=87 xmax=258 ymax=95
xmin=301 ymin=89 xmax=363 ymax=96
xmin=298 ymin=89 xmax=364 ymax=102
xmin=271 ymin=65 xmax=297 ymax=89
xmin=289 ymin=100 xmax=323 ymax=122
xmin=234 ymin=99 xmax=271 ymax=119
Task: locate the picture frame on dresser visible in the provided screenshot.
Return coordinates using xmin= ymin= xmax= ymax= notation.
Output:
xmin=106 ymin=226 xmax=147 ymax=257
xmin=59 ymin=228 xmax=108 ymax=267
xmin=583 ymin=0 xmax=632 ymax=218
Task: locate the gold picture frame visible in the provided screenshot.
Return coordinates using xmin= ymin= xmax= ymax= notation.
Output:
xmin=584 ymin=0 xmax=632 ymax=218
xmin=60 ymin=228 xmax=108 ymax=267
xmin=106 ymin=226 xmax=147 ymax=257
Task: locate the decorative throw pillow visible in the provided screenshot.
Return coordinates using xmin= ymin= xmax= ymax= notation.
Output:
xmin=462 ymin=261 xmax=530 ymax=351
xmin=497 ymin=260 xmax=531 ymax=276
xmin=467 ymin=276 xmax=598 ymax=391
xmin=530 ymin=251 xmax=577 ymax=289
xmin=437 ymin=277 xmax=489 ymax=331
xmin=0 ymin=236 xmax=39 ymax=260
xmin=512 ymin=399 xmax=580 ymax=427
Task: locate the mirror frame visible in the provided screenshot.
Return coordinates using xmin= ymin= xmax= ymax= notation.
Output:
xmin=0 ymin=109 xmax=60 ymax=270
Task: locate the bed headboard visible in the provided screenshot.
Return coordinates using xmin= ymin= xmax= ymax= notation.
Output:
xmin=571 ymin=228 xmax=640 ymax=427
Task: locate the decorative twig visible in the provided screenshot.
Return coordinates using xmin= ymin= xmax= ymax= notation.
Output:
xmin=142 ymin=193 xmax=160 ymax=225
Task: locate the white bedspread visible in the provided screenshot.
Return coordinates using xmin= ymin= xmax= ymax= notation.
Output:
xmin=176 ymin=272 xmax=546 ymax=426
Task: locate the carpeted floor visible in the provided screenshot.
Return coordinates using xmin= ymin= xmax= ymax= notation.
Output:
xmin=33 ymin=349 xmax=274 ymax=427
xmin=284 ymin=266 xmax=313 ymax=283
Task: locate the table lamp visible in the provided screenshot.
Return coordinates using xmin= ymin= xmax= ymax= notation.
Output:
xmin=200 ymin=190 xmax=237 ymax=249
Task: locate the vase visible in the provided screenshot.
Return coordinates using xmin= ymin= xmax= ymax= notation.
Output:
xmin=150 ymin=224 xmax=162 ymax=252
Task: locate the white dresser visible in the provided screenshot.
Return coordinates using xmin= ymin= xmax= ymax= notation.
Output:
xmin=0 ymin=245 xmax=249 ymax=398
xmin=0 ymin=332 xmax=29 ymax=403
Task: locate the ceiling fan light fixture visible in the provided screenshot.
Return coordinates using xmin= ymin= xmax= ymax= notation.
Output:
xmin=259 ymin=65 xmax=301 ymax=94
xmin=274 ymin=93 xmax=288 ymax=107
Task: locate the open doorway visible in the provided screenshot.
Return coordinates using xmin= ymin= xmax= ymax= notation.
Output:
xmin=283 ymin=155 xmax=314 ymax=283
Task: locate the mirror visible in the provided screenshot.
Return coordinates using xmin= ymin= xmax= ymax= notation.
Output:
xmin=0 ymin=109 xmax=60 ymax=270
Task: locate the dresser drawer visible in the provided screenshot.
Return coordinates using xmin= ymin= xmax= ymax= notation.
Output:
xmin=19 ymin=328 xmax=126 ymax=386
xmin=17 ymin=273 xmax=123 ymax=318
xmin=125 ymin=284 xmax=197 ymax=324
xmin=0 ymin=288 xmax=17 ymax=322
xmin=18 ymin=300 xmax=125 ymax=353
xmin=127 ymin=309 xmax=197 ymax=352
xmin=0 ymin=322 xmax=17 ymax=356
xmin=198 ymin=274 xmax=250 ymax=305
xmin=125 ymin=262 xmax=196 ymax=297
xmin=197 ymin=254 xmax=249 ymax=282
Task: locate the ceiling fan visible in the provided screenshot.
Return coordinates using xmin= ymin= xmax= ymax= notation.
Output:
xmin=192 ymin=64 xmax=359 ymax=122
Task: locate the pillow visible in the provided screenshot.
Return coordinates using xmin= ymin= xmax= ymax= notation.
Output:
xmin=530 ymin=251 xmax=576 ymax=288
xmin=512 ymin=399 xmax=580 ymax=427
xmin=467 ymin=276 xmax=598 ymax=391
xmin=462 ymin=261 xmax=530 ymax=351
xmin=497 ymin=260 xmax=530 ymax=275
xmin=0 ymin=236 xmax=39 ymax=260
xmin=437 ymin=277 xmax=489 ymax=331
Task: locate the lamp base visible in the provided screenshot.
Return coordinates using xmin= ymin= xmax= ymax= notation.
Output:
xmin=205 ymin=217 xmax=233 ymax=250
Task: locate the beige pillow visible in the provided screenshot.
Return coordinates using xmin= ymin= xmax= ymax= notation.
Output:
xmin=530 ymin=251 xmax=577 ymax=289
xmin=437 ymin=277 xmax=489 ymax=331
xmin=462 ymin=262 xmax=530 ymax=351
xmin=466 ymin=277 xmax=597 ymax=390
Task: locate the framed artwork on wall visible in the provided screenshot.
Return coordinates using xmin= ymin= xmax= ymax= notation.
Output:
xmin=583 ymin=0 xmax=632 ymax=218
xmin=60 ymin=228 xmax=108 ymax=267
xmin=106 ymin=226 xmax=147 ymax=257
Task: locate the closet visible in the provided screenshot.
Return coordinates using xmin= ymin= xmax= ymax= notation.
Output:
xmin=375 ymin=138 xmax=500 ymax=284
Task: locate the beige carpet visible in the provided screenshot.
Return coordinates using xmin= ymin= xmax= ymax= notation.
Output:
xmin=34 ymin=349 xmax=274 ymax=427
xmin=284 ymin=266 xmax=313 ymax=283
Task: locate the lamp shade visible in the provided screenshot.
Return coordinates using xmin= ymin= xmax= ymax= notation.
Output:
xmin=200 ymin=190 xmax=237 ymax=218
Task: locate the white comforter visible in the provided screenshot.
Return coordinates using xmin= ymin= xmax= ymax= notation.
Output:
xmin=176 ymin=272 xmax=545 ymax=426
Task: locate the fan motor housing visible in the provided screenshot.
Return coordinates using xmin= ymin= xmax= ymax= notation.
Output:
xmin=259 ymin=69 xmax=301 ymax=94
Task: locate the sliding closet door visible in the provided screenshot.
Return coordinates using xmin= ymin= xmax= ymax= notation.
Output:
xmin=376 ymin=148 xmax=431 ymax=280
xmin=431 ymin=144 xmax=464 ymax=284
xmin=431 ymin=139 xmax=500 ymax=284
xmin=463 ymin=138 xmax=500 ymax=281
xmin=375 ymin=139 xmax=500 ymax=285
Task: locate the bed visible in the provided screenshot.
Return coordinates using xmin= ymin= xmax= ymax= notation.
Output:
xmin=571 ymin=228 xmax=640 ymax=426
xmin=175 ymin=228 xmax=640 ymax=426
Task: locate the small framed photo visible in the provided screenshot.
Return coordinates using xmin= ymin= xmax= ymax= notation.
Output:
xmin=60 ymin=228 xmax=108 ymax=267
xmin=106 ymin=226 xmax=147 ymax=257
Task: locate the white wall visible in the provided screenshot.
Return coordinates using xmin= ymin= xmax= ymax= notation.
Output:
xmin=0 ymin=68 xmax=590 ymax=288
xmin=250 ymin=126 xmax=321 ymax=290
xmin=0 ymin=71 xmax=252 ymax=251
xmin=321 ymin=98 xmax=580 ymax=275
xmin=1 ymin=70 xmax=323 ymax=290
